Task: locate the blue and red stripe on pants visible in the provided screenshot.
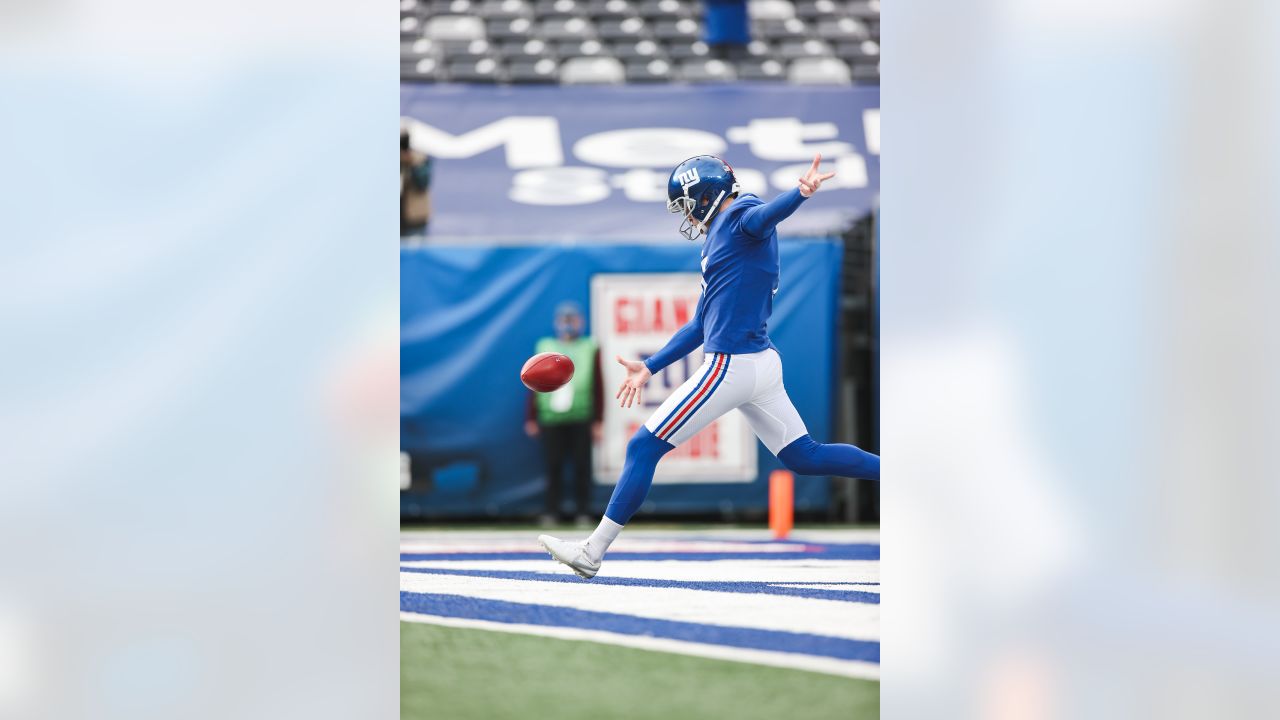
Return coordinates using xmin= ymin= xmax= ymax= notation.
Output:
xmin=653 ymin=352 xmax=731 ymax=442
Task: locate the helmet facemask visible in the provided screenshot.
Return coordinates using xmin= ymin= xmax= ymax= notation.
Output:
xmin=668 ymin=188 xmax=730 ymax=242
xmin=665 ymin=154 xmax=741 ymax=241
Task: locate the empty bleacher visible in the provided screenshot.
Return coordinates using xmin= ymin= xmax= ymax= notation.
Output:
xmin=400 ymin=0 xmax=879 ymax=85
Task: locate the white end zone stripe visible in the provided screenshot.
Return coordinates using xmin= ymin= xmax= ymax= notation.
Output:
xmin=770 ymin=582 xmax=881 ymax=594
xmin=401 ymin=612 xmax=880 ymax=681
xmin=400 ymin=559 xmax=880 ymax=585
xmin=399 ymin=571 xmax=879 ymax=641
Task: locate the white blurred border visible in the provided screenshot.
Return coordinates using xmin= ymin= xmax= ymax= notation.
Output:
xmin=0 ymin=2 xmax=399 ymax=718
xmin=886 ymin=0 xmax=1280 ymax=717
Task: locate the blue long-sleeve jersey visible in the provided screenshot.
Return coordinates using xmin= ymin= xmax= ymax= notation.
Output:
xmin=644 ymin=187 xmax=807 ymax=373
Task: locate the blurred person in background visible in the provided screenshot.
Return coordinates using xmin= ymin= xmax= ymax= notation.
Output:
xmin=400 ymin=129 xmax=432 ymax=238
xmin=704 ymin=0 xmax=750 ymax=59
xmin=525 ymin=302 xmax=604 ymax=527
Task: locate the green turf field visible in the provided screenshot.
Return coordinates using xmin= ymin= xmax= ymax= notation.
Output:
xmin=401 ymin=622 xmax=879 ymax=720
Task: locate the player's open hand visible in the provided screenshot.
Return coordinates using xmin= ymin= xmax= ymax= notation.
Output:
xmin=615 ymin=355 xmax=652 ymax=408
xmin=797 ymin=153 xmax=836 ymax=197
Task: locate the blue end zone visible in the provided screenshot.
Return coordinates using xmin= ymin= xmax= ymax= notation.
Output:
xmin=400 ymin=566 xmax=880 ymax=604
xmin=401 ymin=592 xmax=880 ymax=664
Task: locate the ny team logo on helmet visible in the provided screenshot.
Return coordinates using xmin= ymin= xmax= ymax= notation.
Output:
xmin=667 ymin=155 xmax=740 ymax=241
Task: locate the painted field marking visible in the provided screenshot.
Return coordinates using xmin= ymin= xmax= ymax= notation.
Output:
xmin=401 ymin=611 xmax=880 ymax=680
xmin=401 ymin=566 xmax=879 ymax=604
xmin=399 ymin=531 xmax=881 ymax=679
xmin=399 ymin=565 xmax=879 ymax=641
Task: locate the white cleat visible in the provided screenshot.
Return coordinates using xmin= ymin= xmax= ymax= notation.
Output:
xmin=537 ymin=534 xmax=601 ymax=579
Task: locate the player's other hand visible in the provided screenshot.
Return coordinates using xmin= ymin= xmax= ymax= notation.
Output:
xmin=524 ymin=420 xmax=539 ymax=437
xmin=797 ymin=153 xmax=836 ymax=198
xmin=591 ymin=421 xmax=603 ymax=443
xmin=615 ymin=355 xmax=652 ymax=408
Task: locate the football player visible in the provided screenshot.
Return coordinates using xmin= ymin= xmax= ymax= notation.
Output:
xmin=540 ymin=154 xmax=879 ymax=579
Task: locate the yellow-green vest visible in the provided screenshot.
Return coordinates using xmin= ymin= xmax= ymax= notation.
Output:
xmin=534 ymin=336 xmax=597 ymax=425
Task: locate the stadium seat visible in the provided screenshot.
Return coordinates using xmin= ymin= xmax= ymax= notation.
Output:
xmin=426 ymin=15 xmax=486 ymax=41
xmin=793 ymin=0 xmax=844 ymax=20
xmin=665 ymin=40 xmax=711 ymax=60
xmin=560 ymin=56 xmax=625 ymax=84
xmin=596 ymin=17 xmax=649 ymax=41
xmin=401 ymin=38 xmax=438 ymax=60
xmin=399 ymin=0 xmax=877 ymax=85
xmin=438 ymin=39 xmax=495 ymax=60
xmin=402 ymin=0 xmax=425 ymax=18
xmin=851 ymin=62 xmax=879 ymax=85
xmin=430 ymin=0 xmax=477 ymax=13
xmin=816 ymin=17 xmax=870 ymax=42
xmin=533 ymin=0 xmax=585 ymax=17
xmin=508 ymin=58 xmax=562 ymax=82
xmin=584 ymin=0 xmax=634 ymax=20
xmin=735 ymin=58 xmax=787 ymax=81
xmin=788 ymin=56 xmax=851 ymax=84
xmin=747 ymin=0 xmax=795 ymax=21
xmin=540 ymin=16 xmax=595 ymax=40
xmin=477 ymin=0 xmax=533 ymax=19
xmin=652 ymin=18 xmax=701 ymax=41
xmin=637 ymin=0 xmax=691 ymax=20
xmin=847 ymin=0 xmax=880 ymax=20
xmin=403 ymin=57 xmax=446 ymax=81
xmin=448 ymin=57 xmax=504 ymax=82
xmin=752 ymin=18 xmax=808 ymax=41
xmin=489 ymin=16 xmax=535 ymax=40
xmin=681 ymin=58 xmax=736 ymax=83
xmin=624 ymin=58 xmax=675 ymax=82
xmin=501 ymin=38 xmax=554 ymax=60
xmin=712 ymin=39 xmax=775 ymax=61
xmin=472 ymin=39 xmax=497 ymax=55
xmin=775 ymin=39 xmax=833 ymax=61
xmin=835 ymin=39 xmax=879 ymax=66
xmin=612 ymin=39 xmax=664 ymax=60
xmin=557 ymin=39 xmax=608 ymax=57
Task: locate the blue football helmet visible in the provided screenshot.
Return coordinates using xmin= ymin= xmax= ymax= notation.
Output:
xmin=667 ymin=155 xmax=740 ymax=241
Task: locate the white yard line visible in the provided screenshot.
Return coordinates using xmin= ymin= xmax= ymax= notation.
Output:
xmin=399 ymin=569 xmax=880 ymax=641
xmin=399 ymin=558 xmax=880 ymax=585
xmin=401 ymin=611 xmax=880 ymax=681
xmin=769 ymin=582 xmax=881 ymax=593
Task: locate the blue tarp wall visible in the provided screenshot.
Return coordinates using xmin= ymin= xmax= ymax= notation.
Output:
xmin=402 ymin=240 xmax=843 ymax=518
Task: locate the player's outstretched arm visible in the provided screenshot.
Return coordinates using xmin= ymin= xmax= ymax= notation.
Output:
xmin=742 ymin=153 xmax=836 ymax=238
xmin=615 ymin=356 xmax=651 ymax=408
xmin=641 ymin=311 xmax=704 ymax=377
xmin=796 ymin=153 xmax=836 ymax=197
xmin=617 ymin=300 xmax=704 ymax=407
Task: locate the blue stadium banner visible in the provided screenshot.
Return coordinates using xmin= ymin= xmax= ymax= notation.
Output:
xmin=401 ymin=240 xmax=843 ymax=518
xmin=401 ymin=84 xmax=879 ymax=241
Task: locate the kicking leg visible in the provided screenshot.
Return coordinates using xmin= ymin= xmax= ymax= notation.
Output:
xmin=778 ymin=433 xmax=879 ymax=479
xmin=542 ymin=352 xmax=743 ymax=577
xmin=740 ymin=350 xmax=880 ymax=480
xmin=589 ymin=352 xmax=739 ymax=559
xmin=579 ymin=426 xmax=673 ymax=563
xmin=542 ymin=425 xmax=675 ymax=578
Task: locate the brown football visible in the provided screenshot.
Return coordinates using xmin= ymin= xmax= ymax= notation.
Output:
xmin=520 ymin=352 xmax=575 ymax=392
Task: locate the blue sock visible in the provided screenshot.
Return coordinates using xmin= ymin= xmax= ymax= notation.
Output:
xmin=778 ymin=434 xmax=879 ymax=480
xmin=604 ymin=427 xmax=675 ymax=524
